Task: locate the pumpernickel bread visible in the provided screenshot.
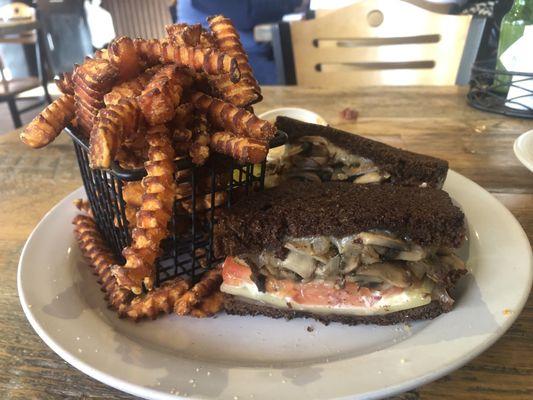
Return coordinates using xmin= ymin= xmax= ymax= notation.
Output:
xmin=214 ymin=181 xmax=465 ymax=259
xmin=224 ymin=295 xmax=451 ymax=326
xmin=276 ymin=116 xmax=448 ymax=188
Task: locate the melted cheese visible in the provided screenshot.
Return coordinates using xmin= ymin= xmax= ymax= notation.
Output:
xmin=221 ymin=280 xmax=433 ymax=316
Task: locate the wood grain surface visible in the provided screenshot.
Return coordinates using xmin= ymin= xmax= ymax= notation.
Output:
xmin=0 ymin=86 xmax=531 ymax=399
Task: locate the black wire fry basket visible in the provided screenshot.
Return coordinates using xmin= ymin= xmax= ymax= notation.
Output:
xmin=66 ymin=126 xmax=287 ymax=286
xmin=467 ymin=60 xmax=533 ymax=119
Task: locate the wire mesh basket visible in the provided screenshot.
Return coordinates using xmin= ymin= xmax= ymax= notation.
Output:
xmin=66 ymin=126 xmax=287 ymax=286
xmin=467 ymin=60 xmax=533 ymax=119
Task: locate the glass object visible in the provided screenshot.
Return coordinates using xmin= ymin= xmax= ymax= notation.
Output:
xmin=494 ymin=0 xmax=533 ymax=93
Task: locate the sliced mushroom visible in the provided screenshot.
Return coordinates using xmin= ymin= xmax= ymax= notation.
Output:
xmin=285 ymin=237 xmax=333 ymax=264
xmin=281 ymin=251 xmax=317 ymax=279
xmin=361 ymin=245 xmax=380 ymax=264
xmin=431 ymin=285 xmax=455 ymax=309
xmin=298 ymin=135 xmax=331 ymax=149
xmin=315 ymin=254 xmax=341 ymax=278
xmin=407 ymin=260 xmax=431 ymax=280
xmin=332 ymin=235 xmax=364 ymax=255
xmin=357 ymin=262 xmax=412 ymax=288
xmin=394 ymin=245 xmax=426 ymax=261
xmin=354 ymin=171 xmax=389 ymax=184
xmin=341 ymin=254 xmax=361 ymax=274
xmin=440 ymin=253 xmax=466 ymax=270
xmin=357 ymin=232 xmax=409 ymax=250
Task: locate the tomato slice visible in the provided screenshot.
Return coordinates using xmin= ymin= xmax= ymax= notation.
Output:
xmin=222 ymin=257 xmax=384 ymax=308
xmin=221 ymin=257 xmax=253 ymax=286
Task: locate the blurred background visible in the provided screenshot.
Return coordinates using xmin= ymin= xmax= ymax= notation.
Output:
xmin=0 ymin=0 xmax=520 ymax=132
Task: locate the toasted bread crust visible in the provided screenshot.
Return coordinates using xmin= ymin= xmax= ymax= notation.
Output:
xmin=223 ymin=294 xmax=449 ymax=326
xmin=214 ymin=181 xmax=465 ymax=258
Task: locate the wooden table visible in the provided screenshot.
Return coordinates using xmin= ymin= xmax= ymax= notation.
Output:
xmin=0 ymin=86 xmax=531 ymax=399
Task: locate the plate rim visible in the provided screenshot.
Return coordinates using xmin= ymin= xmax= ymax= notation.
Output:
xmin=17 ymin=171 xmax=533 ymax=400
xmin=514 ymin=129 xmax=533 ymax=172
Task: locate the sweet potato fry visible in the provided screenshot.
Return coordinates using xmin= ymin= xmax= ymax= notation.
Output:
xmin=134 ymin=39 xmax=240 ymax=82
xmin=137 ymin=65 xmax=192 ymax=125
xmin=73 ymin=58 xmax=119 ymax=135
xmin=122 ymin=181 xmax=143 ymax=207
xmin=104 ymin=68 xmax=158 ymax=106
xmin=119 ymin=278 xmax=190 ymax=321
xmin=175 ymin=267 xmax=222 ymax=315
xmin=191 ymin=92 xmax=275 ymax=140
xmin=55 ymin=72 xmax=74 ymax=95
xmin=73 ymin=198 xmax=92 ymax=216
xmin=89 ymin=98 xmax=140 ymax=169
xmin=108 ymin=36 xmax=141 ymax=81
xmin=189 ymin=290 xmax=224 ymax=318
xmin=165 ymin=23 xmax=202 ymax=47
xmin=73 ymin=214 xmax=132 ymax=310
xmin=208 ymin=15 xmax=261 ymax=107
xmin=210 ymin=131 xmax=268 ymax=163
xmin=20 ymin=94 xmax=75 ymax=148
xmin=112 ymin=125 xmax=176 ymax=294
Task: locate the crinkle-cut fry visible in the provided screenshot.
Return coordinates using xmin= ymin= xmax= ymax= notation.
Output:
xmin=73 ymin=58 xmax=118 ymax=135
xmin=73 ymin=198 xmax=92 ymax=216
xmin=20 ymin=94 xmax=75 ymax=148
xmin=72 ymin=214 xmax=131 ymax=310
xmin=119 ymin=278 xmax=190 ymax=321
xmin=103 ymin=69 xmax=156 ymax=106
xmin=172 ymin=102 xmax=194 ymax=128
xmin=137 ymin=65 xmax=192 ymax=125
xmin=165 ymin=23 xmax=202 ymax=47
xmin=207 ymin=15 xmax=261 ymax=107
xmin=123 ymin=181 xmax=143 ymax=207
xmin=125 ymin=203 xmax=138 ymax=228
xmin=133 ymin=38 xmax=240 ymax=82
xmin=190 ymin=290 xmax=224 ymax=318
xmin=133 ymin=38 xmax=162 ymax=65
xmin=191 ymin=92 xmax=275 ymax=140
xmin=210 ymin=131 xmax=268 ymax=164
xmin=108 ymin=36 xmax=141 ymax=81
xmin=55 ymin=72 xmax=74 ymax=95
xmin=175 ymin=267 xmax=222 ymax=315
xmin=94 ymin=48 xmax=110 ymax=60
xmin=189 ymin=142 xmax=210 ymax=165
xmin=89 ymin=98 xmax=140 ymax=169
xmin=181 ymin=191 xmax=226 ymax=213
xmin=116 ymin=148 xmax=144 ymax=169
xmin=73 ymin=58 xmax=118 ymax=92
xmin=112 ymin=125 xmax=176 ymax=294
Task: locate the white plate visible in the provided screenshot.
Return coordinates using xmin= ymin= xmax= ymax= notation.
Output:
xmin=259 ymin=107 xmax=328 ymax=126
xmin=514 ymin=130 xmax=533 ymax=172
xmin=18 ymin=171 xmax=532 ymax=400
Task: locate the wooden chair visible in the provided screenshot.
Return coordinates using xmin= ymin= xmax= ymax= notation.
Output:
xmin=101 ymin=0 xmax=172 ymax=39
xmin=0 ymin=16 xmax=51 ymax=128
xmin=35 ymin=0 xmax=93 ymax=75
xmin=272 ymin=0 xmax=485 ymax=86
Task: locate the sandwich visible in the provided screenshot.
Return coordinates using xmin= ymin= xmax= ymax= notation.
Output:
xmin=214 ymin=181 xmax=467 ymax=325
xmin=271 ymin=116 xmax=448 ymax=188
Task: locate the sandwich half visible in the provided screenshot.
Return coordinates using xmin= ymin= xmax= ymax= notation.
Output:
xmin=271 ymin=116 xmax=448 ymax=188
xmin=214 ymin=181 xmax=467 ymax=325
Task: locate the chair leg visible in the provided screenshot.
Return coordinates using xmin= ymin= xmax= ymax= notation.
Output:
xmin=7 ymin=98 xmax=22 ymax=128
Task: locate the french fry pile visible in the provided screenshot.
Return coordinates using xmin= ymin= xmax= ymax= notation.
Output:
xmin=73 ymin=205 xmax=224 ymax=321
xmin=20 ymin=15 xmax=274 ymax=167
xmin=20 ymin=16 xmax=275 ymax=302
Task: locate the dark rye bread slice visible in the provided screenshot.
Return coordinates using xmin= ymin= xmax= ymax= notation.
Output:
xmin=276 ymin=116 xmax=448 ymax=188
xmin=224 ymin=295 xmax=450 ymax=326
xmin=214 ymin=181 xmax=465 ymax=259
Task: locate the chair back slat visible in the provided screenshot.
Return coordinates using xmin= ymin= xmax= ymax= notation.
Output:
xmin=290 ymin=0 xmax=472 ymax=86
xmin=102 ymin=0 xmax=171 ymax=39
